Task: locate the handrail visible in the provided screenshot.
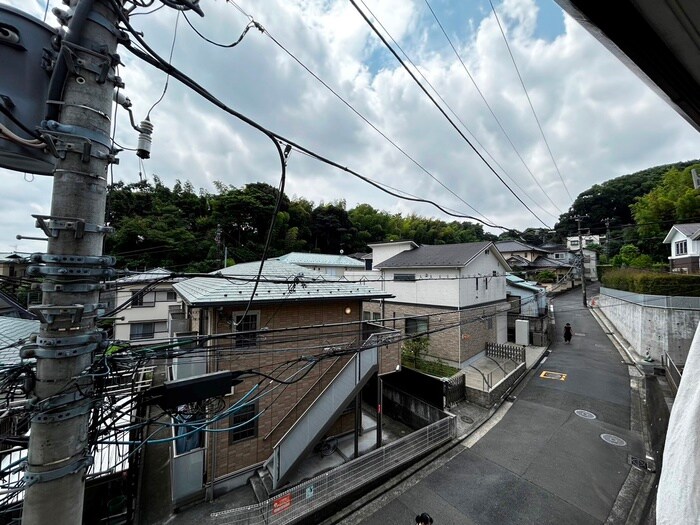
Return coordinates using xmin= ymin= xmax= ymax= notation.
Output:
xmin=263 ymin=355 xmax=342 ymax=441
xmin=484 ymin=355 xmax=507 ymax=374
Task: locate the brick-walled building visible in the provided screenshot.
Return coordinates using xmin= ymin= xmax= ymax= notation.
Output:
xmin=364 ymin=241 xmax=512 ymax=368
xmin=173 ymin=260 xmax=397 ymax=495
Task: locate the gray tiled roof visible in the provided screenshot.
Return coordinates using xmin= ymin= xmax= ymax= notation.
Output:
xmin=375 ymin=242 xmax=493 ymax=268
xmin=275 ymin=252 xmax=363 ymax=268
xmin=115 ymin=267 xmax=173 ymax=283
xmin=0 ymin=317 xmax=39 ymax=365
xmin=496 ymin=241 xmax=547 ymax=253
xmin=530 ymin=256 xmax=572 ymax=268
xmin=173 ymin=260 xmax=390 ymax=307
xmin=673 ymin=223 xmax=700 ymax=236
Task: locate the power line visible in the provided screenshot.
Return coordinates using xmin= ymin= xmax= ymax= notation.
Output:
xmin=488 ymin=0 xmax=573 ymax=202
xmin=348 ymin=0 xmax=552 ymax=229
xmin=422 ymin=0 xmax=564 ymax=216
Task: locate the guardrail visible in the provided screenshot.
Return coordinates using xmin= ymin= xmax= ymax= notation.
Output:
xmin=662 ymin=351 xmax=684 ymax=394
xmin=211 ymin=415 xmax=456 ymax=524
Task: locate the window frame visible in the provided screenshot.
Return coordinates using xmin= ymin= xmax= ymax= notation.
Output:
xmin=228 ymin=403 xmax=258 ymax=444
xmin=130 ymin=322 xmax=155 ymax=340
xmin=394 ymin=273 xmax=416 ymax=281
xmin=234 ymin=311 xmax=260 ymax=348
xmin=676 ymin=240 xmax=688 ymax=256
xmin=405 ymin=316 xmax=429 ymax=338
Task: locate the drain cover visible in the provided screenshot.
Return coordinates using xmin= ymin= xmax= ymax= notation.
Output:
xmin=540 ymin=370 xmax=567 ymax=381
xmin=601 ymin=433 xmax=627 ymax=447
xmin=575 ymin=409 xmax=597 ymax=420
xmin=629 ymin=455 xmax=656 ymax=472
xmin=460 ymin=415 xmax=474 ymax=424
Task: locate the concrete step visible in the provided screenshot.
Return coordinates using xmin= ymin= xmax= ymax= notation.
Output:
xmin=249 ymin=468 xmax=272 ymax=503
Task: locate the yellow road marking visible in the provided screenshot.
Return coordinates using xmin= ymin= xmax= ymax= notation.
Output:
xmin=540 ymin=370 xmax=567 ymax=381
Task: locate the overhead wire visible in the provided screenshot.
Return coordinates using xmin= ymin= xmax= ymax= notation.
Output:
xmin=348 ymin=0 xmax=552 ymax=229
xmin=422 ymin=0 xmax=564 ymax=216
xmin=487 ymin=0 xmax=573 ymax=202
xmin=357 ymin=0 xmax=558 ymax=223
xmin=114 ymin=2 xmax=514 ymax=230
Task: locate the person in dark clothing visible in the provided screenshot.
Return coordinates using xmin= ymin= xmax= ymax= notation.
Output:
xmin=416 ymin=513 xmax=434 ymax=525
xmin=564 ymin=323 xmax=573 ymax=344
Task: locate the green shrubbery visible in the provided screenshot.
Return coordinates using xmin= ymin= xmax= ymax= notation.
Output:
xmin=401 ymin=337 xmax=459 ymax=378
xmin=601 ymin=268 xmax=700 ymax=296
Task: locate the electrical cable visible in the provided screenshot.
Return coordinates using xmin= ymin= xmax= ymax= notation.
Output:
xmin=487 ymin=0 xmax=573 ymax=202
xmin=348 ymin=0 xmax=551 ymax=229
xmin=146 ymin=11 xmax=181 ymax=119
xmin=183 ymin=12 xmax=260 ymax=48
xmin=114 ymin=6 xmax=513 ymax=230
xmin=422 ymin=0 xmax=564 ymax=215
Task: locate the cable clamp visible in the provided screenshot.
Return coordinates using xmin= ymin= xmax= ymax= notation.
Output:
xmin=28 ymin=265 xmax=116 ymax=279
xmin=30 ymin=399 xmax=93 ymax=423
xmin=29 ymin=252 xmax=115 ymax=267
xmin=24 ymin=455 xmax=93 ymax=487
xmin=27 ymin=304 xmax=91 ymax=326
xmin=42 ymin=120 xmax=112 ymax=149
xmin=32 ymin=214 xmax=114 ymax=239
xmin=41 ymin=281 xmax=103 ymax=293
xmin=36 ymin=332 xmax=104 ymax=349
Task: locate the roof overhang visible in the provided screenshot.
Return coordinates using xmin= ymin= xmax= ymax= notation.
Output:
xmin=554 ymin=0 xmax=700 ymax=131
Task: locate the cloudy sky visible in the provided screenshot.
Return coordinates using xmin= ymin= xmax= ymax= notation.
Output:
xmin=2 ymin=0 xmax=699 ymax=253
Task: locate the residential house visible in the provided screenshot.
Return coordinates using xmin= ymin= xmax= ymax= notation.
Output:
xmin=495 ymin=241 xmax=574 ymax=287
xmin=505 ymin=275 xmax=549 ymax=345
xmin=566 ymin=234 xmax=605 ymax=250
xmin=663 ymin=223 xmax=700 ymax=273
xmin=111 ymin=268 xmax=183 ymax=344
xmin=274 ymin=252 xmax=364 ymax=277
xmin=0 ymin=252 xmax=29 ymax=281
xmin=172 ymin=259 xmax=398 ymax=496
xmin=363 ymin=241 xmax=512 ymax=368
xmin=495 ymin=240 xmax=549 ymax=266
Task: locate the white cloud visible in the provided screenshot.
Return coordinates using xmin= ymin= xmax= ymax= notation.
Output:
xmin=1 ymin=0 xmax=699 ymax=253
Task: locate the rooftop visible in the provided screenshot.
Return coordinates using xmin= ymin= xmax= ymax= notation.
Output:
xmin=275 ymin=252 xmax=364 ymax=268
xmin=375 ymin=241 xmax=495 ymax=268
xmin=173 ymin=260 xmax=391 ymax=307
xmin=495 ymin=240 xmax=547 ymax=253
xmin=0 ymin=317 xmax=39 ymax=365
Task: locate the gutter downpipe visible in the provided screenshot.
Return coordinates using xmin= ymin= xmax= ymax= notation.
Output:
xmin=458 ymin=269 xmax=462 ymax=366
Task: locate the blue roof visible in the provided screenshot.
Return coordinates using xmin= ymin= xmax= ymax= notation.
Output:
xmin=507 ymin=274 xmax=545 ymax=294
xmin=275 ymin=252 xmax=364 ymax=268
xmin=0 ymin=317 xmax=39 ymax=365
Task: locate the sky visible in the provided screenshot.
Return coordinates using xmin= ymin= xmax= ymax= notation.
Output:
xmin=1 ymin=0 xmax=699 ymax=254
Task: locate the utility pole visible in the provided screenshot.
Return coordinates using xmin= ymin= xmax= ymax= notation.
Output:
xmin=573 ymin=215 xmax=588 ymax=308
xmin=22 ymin=1 xmax=121 ymax=523
xmin=603 ymin=217 xmax=611 ymax=259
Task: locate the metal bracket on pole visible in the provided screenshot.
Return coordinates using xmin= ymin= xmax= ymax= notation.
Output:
xmin=28 ymin=265 xmax=115 ymax=279
xmin=24 ymin=456 xmax=94 ymax=488
xmin=28 ymin=304 xmax=87 ymax=325
xmin=42 ymin=120 xmax=113 ymax=149
xmin=32 ymin=214 xmax=114 ymax=239
xmin=36 ymin=332 xmax=104 ymax=348
xmin=30 ymin=253 xmax=116 ymax=266
xmin=31 ymin=400 xmax=93 ymax=424
xmin=22 ymin=342 xmax=99 ymax=360
xmin=41 ymin=281 xmax=102 ymax=293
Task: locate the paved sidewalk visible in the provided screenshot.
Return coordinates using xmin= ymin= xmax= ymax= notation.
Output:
xmin=337 ymin=286 xmax=650 ymax=525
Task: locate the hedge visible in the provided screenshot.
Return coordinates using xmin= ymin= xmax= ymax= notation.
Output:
xmin=600 ymin=268 xmax=700 ymax=296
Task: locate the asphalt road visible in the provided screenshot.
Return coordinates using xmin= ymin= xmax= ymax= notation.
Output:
xmin=343 ymin=287 xmax=646 ymax=525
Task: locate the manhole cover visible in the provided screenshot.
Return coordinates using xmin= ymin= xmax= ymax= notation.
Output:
xmin=601 ymin=433 xmax=627 ymax=447
xmin=575 ymin=409 xmax=597 ymax=420
xmin=460 ymin=415 xmax=474 ymax=424
xmin=540 ymin=370 xmax=567 ymax=381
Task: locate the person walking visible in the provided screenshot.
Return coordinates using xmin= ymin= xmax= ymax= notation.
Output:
xmin=416 ymin=513 xmax=434 ymax=524
xmin=564 ymin=323 xmax=573 ymax=344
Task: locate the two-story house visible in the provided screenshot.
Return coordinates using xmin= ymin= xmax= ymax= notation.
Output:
xmin=362 ymin=241 xmax=512 ymax=368
xmin=171 ymin=259 xmax=399 ymax=498
xmin=663 ymin=223 xmax=700 ymax=273
xmin=566 ymin=234 xmax=605 ymax=250
xmin=111 ymin=268 xmax=183 ymax=344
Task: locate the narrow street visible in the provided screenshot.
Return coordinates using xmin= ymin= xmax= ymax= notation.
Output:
xmin=336 ymin=286 xmax=648 ymax=524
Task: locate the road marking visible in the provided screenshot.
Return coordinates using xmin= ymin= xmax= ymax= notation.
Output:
xmin=540 ymin=370 xmax=567 ymax=381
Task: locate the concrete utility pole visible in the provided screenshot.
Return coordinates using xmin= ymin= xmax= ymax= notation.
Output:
xmin=603 ymin=217 xmax=611 ymax=259
xmin=22 ymin=1 xmax=121 ymax=523
xmin=573 ymin=215 xmax=588 ymax=308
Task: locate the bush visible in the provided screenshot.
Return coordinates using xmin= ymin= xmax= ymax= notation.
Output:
xmin=601 ymin=268 xmax=700 ymax=296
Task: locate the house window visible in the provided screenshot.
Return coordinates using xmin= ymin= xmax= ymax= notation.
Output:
xmin=228 ymin=403 xmax=257 ymax=444
xmin=485 ymin=277 xmax=488 ymax=290
xmin=363 ymin=311 xmax=372 ymax=321
xmin=394 ymin=273 xmax=416 ymax=281
xmin=570 ymin=240 xmax=579 ymax=247
xmin=676 ymin=240 xmax=688 ymax=256
xmin=364 ymin=259 xmax=372 ymax=271
xmin=405 ymin=316 xmax=429 ymax=338
xmin=554 ymin=253 xmax=564 ymax=259
xmin=234 ymin=313 xmax=259 ymax=348
xmin=373 ymin=312 xmax=381 ymax=321
xmin=130 ymin=322 xmax=155 ymax=340
xmin=131 ymin=291 xmax=155 ymax=307
xmin=167 ymin=291 xmax=177 ymax=301
xmin=475 ymin=277 xmax=479 ymax=291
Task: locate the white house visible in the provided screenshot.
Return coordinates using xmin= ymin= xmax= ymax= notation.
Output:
xmin=112 ymin=268 xmax=183 ymax=344
xmin=566 ymin=234 xmax=605 ymax=250
xmin=274 ymin=252 xmax=363 ymax=277
xmin=364 ymin=241 xmax=512 ymax=368
xmin=663 ymin=223 xmax=700 ymax=273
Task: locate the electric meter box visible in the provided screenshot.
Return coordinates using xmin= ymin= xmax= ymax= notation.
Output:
xmin=0 ymin=5 xmax=57 ymax=175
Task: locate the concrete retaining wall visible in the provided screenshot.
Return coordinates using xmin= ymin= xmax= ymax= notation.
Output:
xmin=598 ymin=288 xmax=700 ymax=363
xmin=465 ymin=362 xmax=526 ymax=408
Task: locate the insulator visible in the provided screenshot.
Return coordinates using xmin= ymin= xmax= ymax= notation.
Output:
xmin=136 ymin=118 xmax=153 ymax=159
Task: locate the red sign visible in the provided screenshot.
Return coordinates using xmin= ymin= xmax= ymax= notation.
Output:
xmin=273 ymin=494 xmax=292 ymax=514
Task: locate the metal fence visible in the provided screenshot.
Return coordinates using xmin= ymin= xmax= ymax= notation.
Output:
xmin=209 ymin=415 xmax=456 ymax=524
xmin=662 ymin=351 xmax=684 ymax=394
xmin=485 ymin=342 xmax=526 ymax=363
xmin=443 ymin=373 xmax=466 ymax=408
xmin=601 ymin=287 xmax=700 ymax=310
